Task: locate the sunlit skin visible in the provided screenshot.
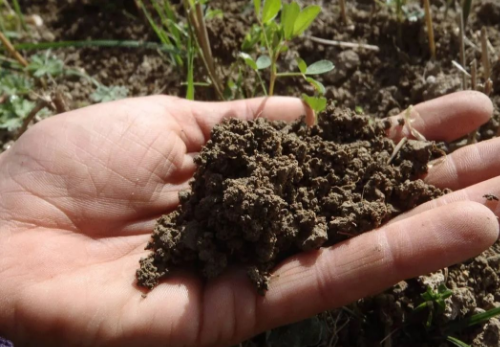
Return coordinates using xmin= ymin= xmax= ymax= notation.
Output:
xmin=0 ymin=91 xmax=498 ymax=347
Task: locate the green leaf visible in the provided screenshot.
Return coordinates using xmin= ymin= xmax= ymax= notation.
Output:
xmin=293 ymin=5 xmax=321 ymax=37
xmin=239 ymin=52 xmax=258 ymax=70
xmin=241 ymin=24 xmax=262 ymax=51
xmin=305 ymin=60 xmax=334 ymax=75
xmin=254 ymin=0 xmax=261 ymax=18
xmin=305 ymin=77 xmax=326 ymax=95
xmin=205 ymin=9 xmax=224 ymax=20
xmin=90 ymin=85 xmax=129 ymax=103
xmin=297 ymin=58 xmax=307 ymax=74
xmin=256 ymin=55 xmax=272 ymax=70
xmin=186 ymin=34 xmax=195 ymax=100
xmin=446 ymin=336 xmax=471 ymax=347
xmin=302 ymin=94 xmax=327 ymax=114
xmin=278 ymin=44 xmax=289 ymax=53
xmin=466 ymin=306 xmax=500 ymax=327
xmin=281 ymin=2 xmax=300 ymax=40
xmin=262 ymin=0 xmax=282 ymax=24
xmin=0 ymin=95 xmax=35 ymax=131
xmin=26 ymin=54 xmax=64 ymax=78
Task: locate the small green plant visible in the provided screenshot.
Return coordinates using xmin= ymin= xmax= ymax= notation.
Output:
xmin=26 ymin=52 xmax=64 ymax=78
xmin=0 ymin=94 xmax=35 ymax=131
xmin=90 ymin=85 xmax=129 ymax=103
xmin=414 ymin=284 xmax=453 ymax=329
xmin=241 ymin=0 xmax=334 ymax=114
xmin=137 ymin=0 xmax=186 ymax=67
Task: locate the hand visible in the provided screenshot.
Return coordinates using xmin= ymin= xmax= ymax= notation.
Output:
xmin=0 ymin=92 xmax=498 ymax=347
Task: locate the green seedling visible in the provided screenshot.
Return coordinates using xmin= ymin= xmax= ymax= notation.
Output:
xmin=241 ymin=0 xmax=334 ymax=114
xmin=0 ymin=94 xmax=35 ymax=131
xmin=26 ymin=52 xmax=64 ymax=78
xmin=90 ymin=85 xmax=129 ymax=103
xmin=137 ymin=0 xmax=186 ymax=67
xmin=413 ymin=284 xmax=453 ymax=329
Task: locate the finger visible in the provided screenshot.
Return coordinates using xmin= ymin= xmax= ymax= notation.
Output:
xmin=253 ymin=202 xmax=497 ymax=337
xmin=390 ymin=176 xmax=500 ymax=224
xmin=426 ymin=137 xmax=500 ymax=190
xmin=199 ymin=201 xmax=498 ymax=346
xmin=387 ymin=91 xmax=493 ymax=142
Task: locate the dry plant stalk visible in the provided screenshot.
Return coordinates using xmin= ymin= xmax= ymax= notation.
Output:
xmin=481 ymin=27 xmax=491 ymax=81
xmin=307 ymin=36 xmax=380 ymax=52
xmin=458 ymin=11 xmax=467 ymax=89
xmin=339 ymin=0 xmax=348 ymax=23
xmin=0 ymin=31 xmax=28 ymax=67
xmin=423 ymin=0 xmax=436 ymax=60
xmin=471 ymin=59 xmax=477 ymax=90
xmin=16 ymin=97 xmax=53 ymax=140
xmin=182 ymin=0 xmax=224 ymax=100
xmin=467 ymin=59 xmax=478 ymax=144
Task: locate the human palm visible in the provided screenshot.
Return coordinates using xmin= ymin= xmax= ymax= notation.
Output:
xmin=0 ymin=93 xmax=498 ymax=347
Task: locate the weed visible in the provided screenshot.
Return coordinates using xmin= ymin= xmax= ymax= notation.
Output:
xmin=414 ymin=284 xmax=453 ymax=329
xmin=90 ymin=85 xmax=129 ymax=103
xmin=241 ymin=0 xmax=334 ymax=114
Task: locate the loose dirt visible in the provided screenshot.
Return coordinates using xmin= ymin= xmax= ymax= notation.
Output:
xmin=137 ymin=107 xmax=446 ymax=294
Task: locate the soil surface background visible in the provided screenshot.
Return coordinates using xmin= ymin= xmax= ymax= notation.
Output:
xmin=6 ymin=0 xmax=500 ymax=346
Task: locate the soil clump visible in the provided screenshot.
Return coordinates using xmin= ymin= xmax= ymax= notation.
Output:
xmin=137 ymin=107 xmax=447 ymax=293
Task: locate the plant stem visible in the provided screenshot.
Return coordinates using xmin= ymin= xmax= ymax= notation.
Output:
xmin=339 ymin=0 xmax=348 ymax=23
xmin=481 ymin=27 xmax=491 ymax=81
xmin=307 ymin=35 xmax=380 ymax=52
xmin=16 ymin=97 xmax=51 ymax=140
xmin=182 ymin=0 xmax=224 ymax=99
xmin=256 ymin=70 xmax=268 ymax=96
xmin=0 ymin=31 xmax=28 ymax=67
xmin=458 ymin=11 xmax=467 ymax=89
xmin=276 ymin=72 xmax=303 ymax=77
xmin=467 ymin=59 xmax=478 ymax=144
xmin=423 ymin=0 xmax=436 ymax=60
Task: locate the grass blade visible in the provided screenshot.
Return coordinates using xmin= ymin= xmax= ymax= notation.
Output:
xmin=11 ymin=0 xmax=28 ymax=32
xmin=465 ymin=306 xmax=500 ymax=327
xmin=446 ymin=336 xmax=471 ymax=347
xmin=462 ymin=0 xmax=473 ymax=27
xmin=12 ymin=40 xmax=182 ymax=54
xmin=186 ymin=32 xmax=195 ymax=100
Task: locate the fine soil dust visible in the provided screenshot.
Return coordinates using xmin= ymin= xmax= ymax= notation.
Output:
xmin=137 ymin=107 xmax=447 ymax=294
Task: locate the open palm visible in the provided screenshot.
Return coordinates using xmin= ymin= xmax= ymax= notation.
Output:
xmin=0 ymin=93 xmax=498 ymax=347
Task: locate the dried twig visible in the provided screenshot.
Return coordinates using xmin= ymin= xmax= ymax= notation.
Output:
xmin=467 ymin=59 xmax=478 ymax=145
xmin=388 ymin=137 xmax=407 ymax=165
xmin=339 ymin=0 xmax=348 ymax=23
xmin=307 ymin=36 xmax=380 ymax=52
xmin=16 ymin=97 xmax=52 ymax=139
xmin=51 ymin=91 xmax=69 ymax=113
xmin=471 ymin=59 xmax=477 ymax=90
xmin=458 ymin=11 xmax=467 ymax=89
xmin=481 ymin=27 xmax=491 ymax=81
xmin=0 ymin=31 xmax=28 ymax=67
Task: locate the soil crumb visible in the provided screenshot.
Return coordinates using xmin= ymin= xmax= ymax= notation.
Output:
xmin=137 ymin=107 xmax=448 ymax=294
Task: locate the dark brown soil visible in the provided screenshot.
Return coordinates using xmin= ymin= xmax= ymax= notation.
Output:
xmin=137 ymin=107 xmax=446 ymax=293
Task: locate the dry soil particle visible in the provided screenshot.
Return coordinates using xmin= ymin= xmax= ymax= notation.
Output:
xmin=137 ymin=107 xmax=448 ymax=294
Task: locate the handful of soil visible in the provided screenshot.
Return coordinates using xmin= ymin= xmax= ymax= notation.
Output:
xmin=137 ymin=107 xmax=448 ymax=294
